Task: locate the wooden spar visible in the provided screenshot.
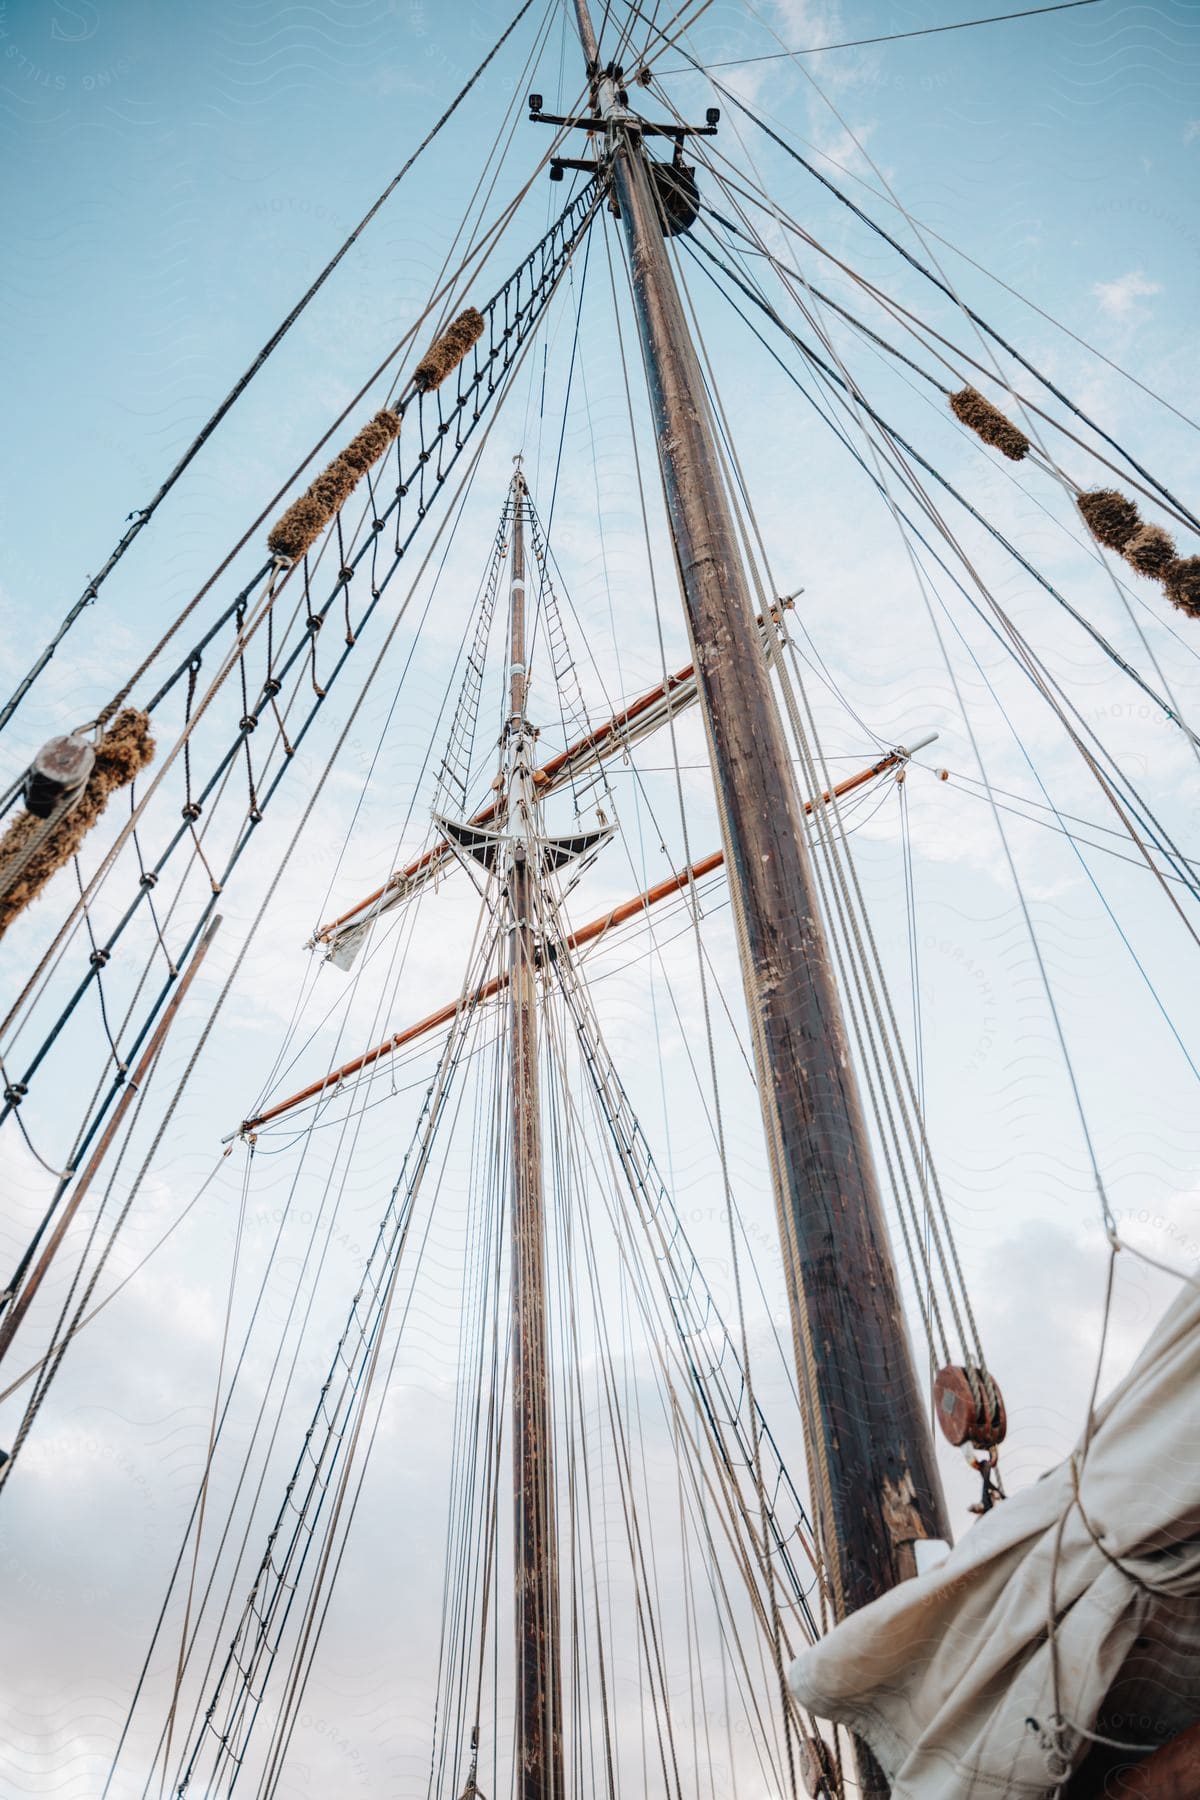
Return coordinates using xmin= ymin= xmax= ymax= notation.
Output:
xmin=309 ymin=658 xmax=693 ymax=942
xmin=570 ymin=0 xmax=950 ymax=1713
xmin=240 ymin=746 xmax=919 ymax=1133
xmin=504 ymin=466 xmax=564 ymax=1800
xmin=311 ymin=603 xmax=793 ymax=950
xmin=0 ymin=914 xmax=222 ymax=1365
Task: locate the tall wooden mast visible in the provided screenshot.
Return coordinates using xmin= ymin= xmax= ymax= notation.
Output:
xmin=503 ymin=463 xmax=564 ymax=1800
xmin=568 ymin=0 xmax=949 ymax=1715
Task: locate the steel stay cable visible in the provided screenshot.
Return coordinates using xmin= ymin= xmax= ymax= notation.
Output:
xmin=0 ymin=1148 xmax=228 ymax=1406
xmin=672 ymin=184 xmax=1200 ymax=979
xmin=256 ymin=950 xmax=512 ymax=1800
xmin=684 ymin=229 xmax=1200 ymax=753
xmin=695 ymin=248 xmax=1200 ymax=919
xmin=676 ymin=207 xmax=964 ymax=1375
xmin=1 ymin=501 xmax=456 ymax=1475
xmin=151 ymin=858 xmax=449 ymax=1782
xmin=247 ymin=501 xmax=515 ymax=1124
xmin=1 ymin=179 xmax=601 ymax=1068
xmin=125 ymin=898 xmax=463 ymax=1798
xmin=686 ymin=232 xmax=1200 ymax=964
xmin=596 ymin=204 xmax=813 ymax=1421
xmin=0 ymin=210 xmax=600 ymax=1317
xmin=540 ymin=972 xmax=813 ymax=1789
xmin=664 ymin=218 xmax=973 ymax=1403
xmin=547 ymin=940 xmax=824 ymax=1637
xmin=0 ymin=0 xmax=545 ymax=739
xmin=689 ymin=69 xmax=1200 ymax=534
xmin=700 ymin=241 xmax=1112 ymax=1380
xmin=172 ymin=946 xmax=498 ymax=1797
xmin=117 ymin=480 xmax=544 ymax=1796
xmin=670 ymin=230 xmax=985 ymax=1377
xmin=54 ymin=90 xmax=586 ymax=756
xmin=698 ymin=187 xmax=1200 ymax=544
xmin=6 ymin=399 xmax=525 ymax=1500
xmin=635 ymin=0 xmax=1200 ymax=443
xmin=651 ymin=0 xmax=1187 ymax=523
xmin=658 ymin=0 xmax=1142 ymax=524
xmin=253 ymin=1040 xmax=500 ymax=1800
xmin=655 ymin=0 xmax=1101 ymax=68
xmin=830 ymin=382 xmax=1126 ymax=1239
xmin=599 ymin=179 xmax=806 ymax=1767
xmin=539 ymin=995 xmax=689 ymax=1800
xmin=158 ymin=1149 xmax=253 ymax=1800
xmin=147 ymin=525 xmax=514 ymax=1778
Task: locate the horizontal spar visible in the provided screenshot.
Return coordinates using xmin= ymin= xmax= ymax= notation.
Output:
xmin=242 ymin=738 xmax=932 ymax=1135
xmin=311 ymin=606 xmax=796 ymax=963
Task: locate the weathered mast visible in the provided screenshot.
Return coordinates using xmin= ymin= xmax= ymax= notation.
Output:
xmin=503 ymin=463 xmax=564 ymax=1800
xmin=568 ymin=0 xmax=949 ymax=1689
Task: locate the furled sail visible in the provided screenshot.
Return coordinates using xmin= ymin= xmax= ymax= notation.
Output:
xmin=789 ymin=1280 xmax=1200 ymax=1795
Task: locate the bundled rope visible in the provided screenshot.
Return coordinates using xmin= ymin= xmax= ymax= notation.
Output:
xmin=1077 ymin=486 xmax=1200 ymax=620
xmin=412 ymin=306 xmax=485 ymax=391
xmin=1122 ymin=522 xmax=1176 ymax=578
xmin=1164 ymin=555 xmax=1200 ymax=619
xmin=0 ymin=710 xmax=155 ymax=940
xmin=265 ymin=308 xmax=485 ymax=563
xmin=1077 ymin=487 xmax=1142 ymax=551
xmin=948 ymin=385 xmax=1029 ymax=461
xmin=267 ymin=408 xmax=401 ymax=562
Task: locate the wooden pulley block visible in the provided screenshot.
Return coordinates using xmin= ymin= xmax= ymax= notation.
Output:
xmin=798 ymin=1731 xmax=837 ymax=1797
xmin=23 ymin=732 xmax=94 ymax=819
xmin=933 ymin=1363 xmax=1007 ymax=1449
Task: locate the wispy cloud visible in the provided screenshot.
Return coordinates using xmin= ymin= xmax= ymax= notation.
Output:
xmin=1091 ymin=269 xmax=1161 ymax=319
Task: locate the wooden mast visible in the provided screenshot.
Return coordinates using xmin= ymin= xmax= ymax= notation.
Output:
xmin=568 ymin=0 xmax=949 ymax=1747
xmin=504 ymin=462 xmax=564 ymax=1800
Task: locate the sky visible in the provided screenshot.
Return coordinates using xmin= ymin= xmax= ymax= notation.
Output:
xmin=2 ymin=0 xmax=1200 ymax=1794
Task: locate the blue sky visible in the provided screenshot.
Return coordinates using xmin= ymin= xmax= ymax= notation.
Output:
xmin=3 ymin=1 xmax=1200 ymax=1794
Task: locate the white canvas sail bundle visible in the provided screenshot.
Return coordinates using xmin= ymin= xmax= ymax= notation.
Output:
xmin=790 ymin=1279 xmax=1200 ymax=1796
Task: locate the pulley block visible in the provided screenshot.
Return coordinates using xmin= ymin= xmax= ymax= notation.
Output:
xmin=798 ymin=1731 xmax=837 ymax=1798
xmin=933 ymin=1363 xmax=1007 ymax=1449
xmin=23 ymin=731 xmax=94 ymax=819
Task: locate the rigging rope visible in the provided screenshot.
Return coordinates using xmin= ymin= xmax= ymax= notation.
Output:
xmin=0 ymin=0 xmax=544 ymax=739
xmin=0 ymin=183 xmax=604 ymax=1293
xmin=690 ymin=75 xmax=1200 ymax=536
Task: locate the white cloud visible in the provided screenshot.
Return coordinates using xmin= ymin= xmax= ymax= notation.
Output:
xmin=1091 ymin=269 xmax=1162 ymax=319
xmin=1184 ymin=120 xmax=1200 ymax=145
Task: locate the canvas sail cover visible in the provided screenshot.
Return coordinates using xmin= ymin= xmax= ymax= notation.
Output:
xmin=789 ymin=1279 xmax=1200 ymax=1796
